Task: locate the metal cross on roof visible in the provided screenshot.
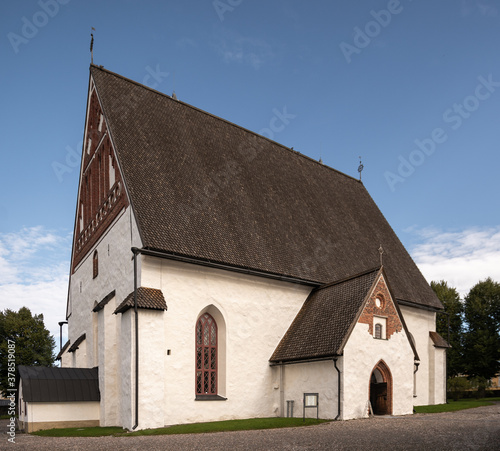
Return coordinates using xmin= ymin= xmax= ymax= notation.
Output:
xmin=358 ymin=156 xmax=364 ymax=181
xmin=378 ymin=245 xmax=384 ymax=266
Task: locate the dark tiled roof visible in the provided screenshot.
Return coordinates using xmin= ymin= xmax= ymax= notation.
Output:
xmin=56 ymin=340 xmax=70 ymax=360
xmin=270 ymin=268 xmax=380 ymax=363
xmin=429 ymin=331 xmax=451 ymax=348
xmin=93 ymin=290 xmax=116 ymax=312
xmin=68 ymin=333 xmax=86 ymax=353
xmin=114 ymin=287 xmax=167 ymax=314
xmin=17 ymin=365 xmax=99 ymax=402
xmin=90 ymin=65 xmax=442 ymax=310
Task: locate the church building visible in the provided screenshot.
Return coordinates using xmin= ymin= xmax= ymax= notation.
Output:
xmin=52 ymin=65 xmax=448 ymax=431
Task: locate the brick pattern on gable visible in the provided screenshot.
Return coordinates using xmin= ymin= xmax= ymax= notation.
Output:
xmin=358 ymin=276 xmax=402 ymax=339
xmin=71 ymin=83 xmax=129 ymax=272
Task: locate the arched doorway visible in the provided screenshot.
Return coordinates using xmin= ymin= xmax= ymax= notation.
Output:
xmin=369 ymin=360 xmax=393 ymax=415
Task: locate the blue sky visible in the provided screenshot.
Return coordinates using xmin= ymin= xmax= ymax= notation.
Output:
xmin=1 ymin=0 xmax=500 ymax=345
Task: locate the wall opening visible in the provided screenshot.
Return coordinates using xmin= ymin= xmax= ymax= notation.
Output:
xmin=369 ymin=360 xmax=393 ymax=415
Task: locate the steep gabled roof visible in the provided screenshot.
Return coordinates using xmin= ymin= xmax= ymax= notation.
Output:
xmin=90 ymin=65 xmax=442 ymax=310
xmin=270 ymin=267 xmax=420 ymax=363
xmin=270 ymin=268 xmax=380 ymax=363
xmin=18 ymin=366 xmax=99 ymax=402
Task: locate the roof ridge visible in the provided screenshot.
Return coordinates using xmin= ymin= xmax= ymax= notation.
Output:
xmin=89 ymin=64 xmax=360 ymax=184
xmin=316 ymin=266 xmax=382 ymax=292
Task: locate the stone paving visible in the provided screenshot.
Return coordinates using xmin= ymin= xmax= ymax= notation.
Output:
xmin=1 ymin=403 xmax=499 ymax=450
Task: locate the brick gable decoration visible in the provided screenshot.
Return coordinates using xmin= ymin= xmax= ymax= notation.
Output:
xmin=358 ymin=275 xmax=402 ymax=339
xmin=72 ymin=82 xmax=129 ymax=272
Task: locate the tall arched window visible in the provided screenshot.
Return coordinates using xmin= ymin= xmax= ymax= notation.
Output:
xmin=374 ymin=323 xmax=382 ymax=339
xmin=196 ymin=313 xmax=217 ymax=395
xmin=93 ymin=250 xmax=98 ymax=279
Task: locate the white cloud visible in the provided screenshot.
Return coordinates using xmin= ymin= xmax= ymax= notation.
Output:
xmin=461 ymin=0 xmax=498 ymax=17
xmin=0 ymin=227 xmax=71 ymax=351
xmin=407 ymin=226 xmax=500 ymax=298
xmin=212 ymin=31 xmax=275 ymax=70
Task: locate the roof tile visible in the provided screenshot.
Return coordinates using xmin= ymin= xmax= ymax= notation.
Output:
xmin=90 ymin=65 xmax=442 ymax=310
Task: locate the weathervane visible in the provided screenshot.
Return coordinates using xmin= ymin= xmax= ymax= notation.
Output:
xmin=358 ymin=156 xmax=364 ymax=181
xmin=90 ymin=27 xmax=95 ymax=64
xmin=378 ymin=245 xmax=384 ymax=266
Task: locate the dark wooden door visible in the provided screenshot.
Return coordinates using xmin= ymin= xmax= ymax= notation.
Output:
xmin=371 ymin=382 xmax=388 ymax=415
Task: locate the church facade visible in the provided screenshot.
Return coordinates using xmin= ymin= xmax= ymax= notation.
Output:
xmin=57 ymin=65 xmax=448 ymax=431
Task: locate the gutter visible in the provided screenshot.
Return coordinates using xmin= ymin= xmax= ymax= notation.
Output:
xmin=333 ymin=358 xmax=341 ymax=420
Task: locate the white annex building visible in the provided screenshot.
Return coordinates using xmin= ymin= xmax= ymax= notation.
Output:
xmin=29 ymin=65 xmax=449 ymax=431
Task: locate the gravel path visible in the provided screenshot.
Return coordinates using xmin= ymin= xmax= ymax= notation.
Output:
xmin=1 ymin=403 xmax=499 ymax=450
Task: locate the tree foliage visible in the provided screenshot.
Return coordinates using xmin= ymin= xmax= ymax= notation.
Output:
xmin=431 ymin=280 xmax=464 ymax=377
xmin=0 ymin=306 xmax=56 ymax=394
xmin=463 ymin=278 xmax=500 ymax=383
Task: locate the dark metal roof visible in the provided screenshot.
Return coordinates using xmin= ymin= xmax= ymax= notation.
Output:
xmin=90 ymin=65 xmax=442 ymax=311
xmin=68 ymin=333 xmax=86 ymax=353
xmin=270 ymin=268 xmax=380 ymax=363
xmin=114 ymin=287 xmax=167 ymax=314
xmin=17 ymin=366 xmax=100 ymax=402
xmin=430 ymin=331 xmax=451 ymax=348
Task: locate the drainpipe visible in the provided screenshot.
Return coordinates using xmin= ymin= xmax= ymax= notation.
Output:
xmin=413 ymin=362 xmax=420 ymax=398
xmin=131 ymin=247 xmax=140 ymax=430
xmin=58 ymin=321 xmax=68 ymax=354
xmin=333 ymin=358 xmax=341 ymax=420
xmin=279 ymin=362 xmax=284 ymax=417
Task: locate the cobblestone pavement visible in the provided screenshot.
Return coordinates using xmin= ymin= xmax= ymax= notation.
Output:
xmin=1 ymin=403 xmax=499 ymax=451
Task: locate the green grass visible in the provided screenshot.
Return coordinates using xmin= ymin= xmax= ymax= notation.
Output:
xmin=33 ymin=426 xmax=125 ymax=437
xmin=32 ymin=417 xmax=329 ymax=437
xmin=414 ymin=397 xmax=500 ymax=414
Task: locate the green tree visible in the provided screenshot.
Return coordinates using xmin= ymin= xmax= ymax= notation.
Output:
xmin=463 ymin=278 xmax=500 ymax=395
xmin=431 ymin=280 xmax=464 ymax=377
xmin=0 ymin=307 xmax=56 ymax=395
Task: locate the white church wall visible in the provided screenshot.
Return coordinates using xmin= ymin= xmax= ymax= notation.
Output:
xmin=342 ymin=322 xmax=414 ymax=420
xmin=137 ymin=309 xmax=166 ymax=429
xmin=119 ymin=309 xmax=134 ymax=430
xmin=73 ymin=339 xmax=87 ymax=368
xmin=67 ymin=206 xmax=141 ymax=369
xmin=281 ymin=360 xmax=339 ymax=420
xmin=97 ymin=297 xmax=120 ymax=426
xmin=141 ymin=256 xmax=312 ymax=426
xmin=399 ymin=305 xmax=436 ymax=406
xmin=430 ymin=346 xmax=447 ymax=405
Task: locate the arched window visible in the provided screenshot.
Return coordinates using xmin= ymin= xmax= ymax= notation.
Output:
xmin=196 ymin=313 xmax=217 ymax=395
xmin=93 ymin=250 xmax=98 ymax=279
xmin=374 ymin=323 xmax=382 ymax=339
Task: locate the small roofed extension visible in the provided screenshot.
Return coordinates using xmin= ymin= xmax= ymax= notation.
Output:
xmin=55 ymin=65 xmax=448 ymax=430
xmin=17 ymin=366 xmax=100 ymax=432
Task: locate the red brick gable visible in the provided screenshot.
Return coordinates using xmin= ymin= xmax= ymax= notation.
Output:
xmin=358 ymin=275 xmax=402 ymax=339
xmin=71 ymin=81 xmax=129 ymax=272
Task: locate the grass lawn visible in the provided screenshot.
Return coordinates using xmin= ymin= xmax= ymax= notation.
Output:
xmin=32 ymin=417 xmax=329 ymax=437
xmin=414 ymin=397 xmax=500 ymax=414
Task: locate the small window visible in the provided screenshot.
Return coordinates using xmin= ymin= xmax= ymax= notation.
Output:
xmin=93 ymin=250 xmax=98 ymax=279
xmin=373 ymin=316 xmax=387 ymax=339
